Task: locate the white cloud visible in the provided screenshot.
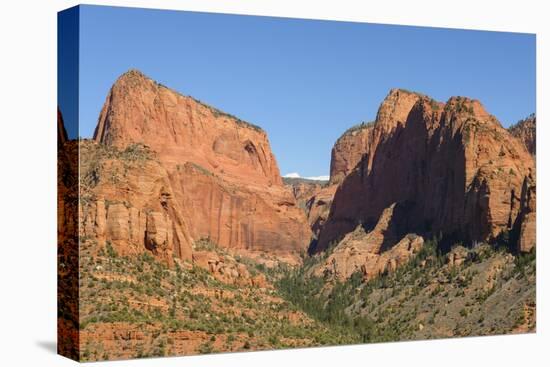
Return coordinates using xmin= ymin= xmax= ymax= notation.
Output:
xmin=283 ymin=172 xmax=329 ymax=181
xmin=306 ymin=175 xmax=330 ymax=181
xmin=283 ymin=172 xmax=301 ymax=178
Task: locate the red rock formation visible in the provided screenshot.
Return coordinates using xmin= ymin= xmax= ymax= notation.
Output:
xmin=192 ymin=248 xmax=269 ymax=288
xmin=509 ymin=114 xmax=536 ymax=156
xmin=169 ymin=162 xmax=310 ymax=255
xmin=88 ymin=70 xmax=311 ymax=262
xmin=330 ymin=89 xmax=423 ymax=185
xmin=284 ymin=178 xmax=337 ymax=239
xmin=286 ymin=179 xmax=325 ymax=208
xmin=79 ymin=141 xmax=193 ymax=265
xmin=514 ymin=173 xmax=536 ymax=252
xmin=94 ymin=70 xmax=281 ymax=186
xmin=312 ymin=203 xmax=424 ymax=281
xmin=317 ymin=90 xmax=536 ymax=253
xmin=330 ymin=122 xmax=374 ymax=185
xmin=305 ymin=185 xmax=338 ymax=238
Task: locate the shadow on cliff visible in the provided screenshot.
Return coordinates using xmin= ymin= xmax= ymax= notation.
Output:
xmin=314 ymin=99 xmax=485 ymax=255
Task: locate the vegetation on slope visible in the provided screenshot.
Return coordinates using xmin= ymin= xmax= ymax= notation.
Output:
xmin=78 ymin=239 xmax=358 ymax=361
xmin=274 ymin=240 xmax=536 ymax=343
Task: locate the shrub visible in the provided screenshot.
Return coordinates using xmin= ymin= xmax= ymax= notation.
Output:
xmin=198 ymin=341 xmax=214 ymax=354
xmin=105 ymin=241 xmax=117 ymax=258
xmin=514 ymin=249 xmax=536 ymax=276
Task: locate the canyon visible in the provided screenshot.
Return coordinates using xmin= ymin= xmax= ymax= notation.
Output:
xmin=58 ymin=70 xmax=536 ymax=361
xmin=78 ymin=74 xmax=537 ymax=276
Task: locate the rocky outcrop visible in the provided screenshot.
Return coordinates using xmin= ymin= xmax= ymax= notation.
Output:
xmin=285 ymin=179 xmax=325 ymax=209
xmin=329 ymin=90 xmax=422 ymax=185
xmin=79 ymin=141 xmax=193 ymax=266
xmin=170 ymin=162 xmax=311 ymax=255
xmin=330 ymin=122 xmax=374 ymax=185
xmin=446 ymin=245 xmax=469 ymax=267
xmin=192 ymin=249 xmax=268 ymax=287
xmin=93 ymin=70 xmax=281 ymax=186
xmin=508 ymin=114 xmax=537 ymax=252
xmin=513 ymin=173 xmax=536 ymax=252
xmin=312 ymin=203 xmax=424 ymax=281
xmin=509 ymin=114 xmax=536 ymax=156
xmin=305 ymin=185 xmax=338 ymax=238
xmin=284 ymin=178 xmax=337 ymax=239
xmin=317 ymin=89 xmax=536 ymax=254
xmin=86 ymin=70 xmax=311 ymax=263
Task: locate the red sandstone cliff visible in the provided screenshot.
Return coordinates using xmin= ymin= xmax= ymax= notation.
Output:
xmin=284 ymin=178 xmax=337 ymax=239
xmin=509 ymin=114 xmax=536 ymax=157
xmin=330 ymin=123 xmax=374 ymax=185
xmin=317 ymin=89 xmax=536 ymax=254
xmin=94 ymin=70 xmax=282 ymax=187
xmin=312 ymin=203 xmax=425 ymax=281
xmin=83 ymin=69 xmax=311 ymax=264
xmin=79 ymin=141 xmax=193 ymax=266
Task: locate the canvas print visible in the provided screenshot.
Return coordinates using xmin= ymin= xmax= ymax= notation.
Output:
xmin=57 ymin=5 xmax=536 ymax=362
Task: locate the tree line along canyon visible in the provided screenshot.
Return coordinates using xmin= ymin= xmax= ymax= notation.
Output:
xmin=58 ymin=69 xmax=536 ymax=361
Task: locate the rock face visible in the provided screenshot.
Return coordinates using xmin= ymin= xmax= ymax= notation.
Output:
xmin=317 ymin=89 xmax=536 ymax=254
xmin=284 ymin=178 xmax=337 ymax=239
xmin=329 ymin=90 xmax=422 ymax=185
xmin=79 ymin=142 xmax=193 ymax=266
xmin=87 ymin=69 xmax=311 ymax=263
xmin=312 ymin=203 xmax=424 ymax=281
xmin=513 ymin=173 xmax=536 ymax=252
xmin=330 ymin=123 xmax=374 ymax=185
xmin=285 ymin=178 xmax=326 ymax=209
xmin=509 ymin=114 xmax=536 ymax=156
xmin=94 ymin=70 xmax=280 ymax=185
xmin=304 ymin=185 xmax=338 ymax=238
xmin=192 ymin=246 xmax=268 ymax=288
xmin=446 ymin=245 xmax=469 ymax=267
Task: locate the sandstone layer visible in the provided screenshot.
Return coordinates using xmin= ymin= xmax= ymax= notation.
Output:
xmin=284 ymin=178 xmax=337 ymax=239
xmin=84 ymin=69 xmax=311 ymax=264
xmin=329 ymin=122 xmax=374 ymax=185
xmin=79 ymin=141 xmax=193 ymax=266
xmin=312 ymin=203 xmax=424 ymax=281
xmin=317 ymin=89 xmax=536 ymax=254
xmin=509 ymin=114 xmax=536 ymax=156
xmin=304 ymin=185 xmax=338 ymax=239
xmin=513 ymin=172 xmax=536 ymax=252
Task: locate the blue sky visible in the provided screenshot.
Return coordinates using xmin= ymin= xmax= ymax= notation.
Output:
xmin=70 ymin=5 xmax=536 ymax=178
